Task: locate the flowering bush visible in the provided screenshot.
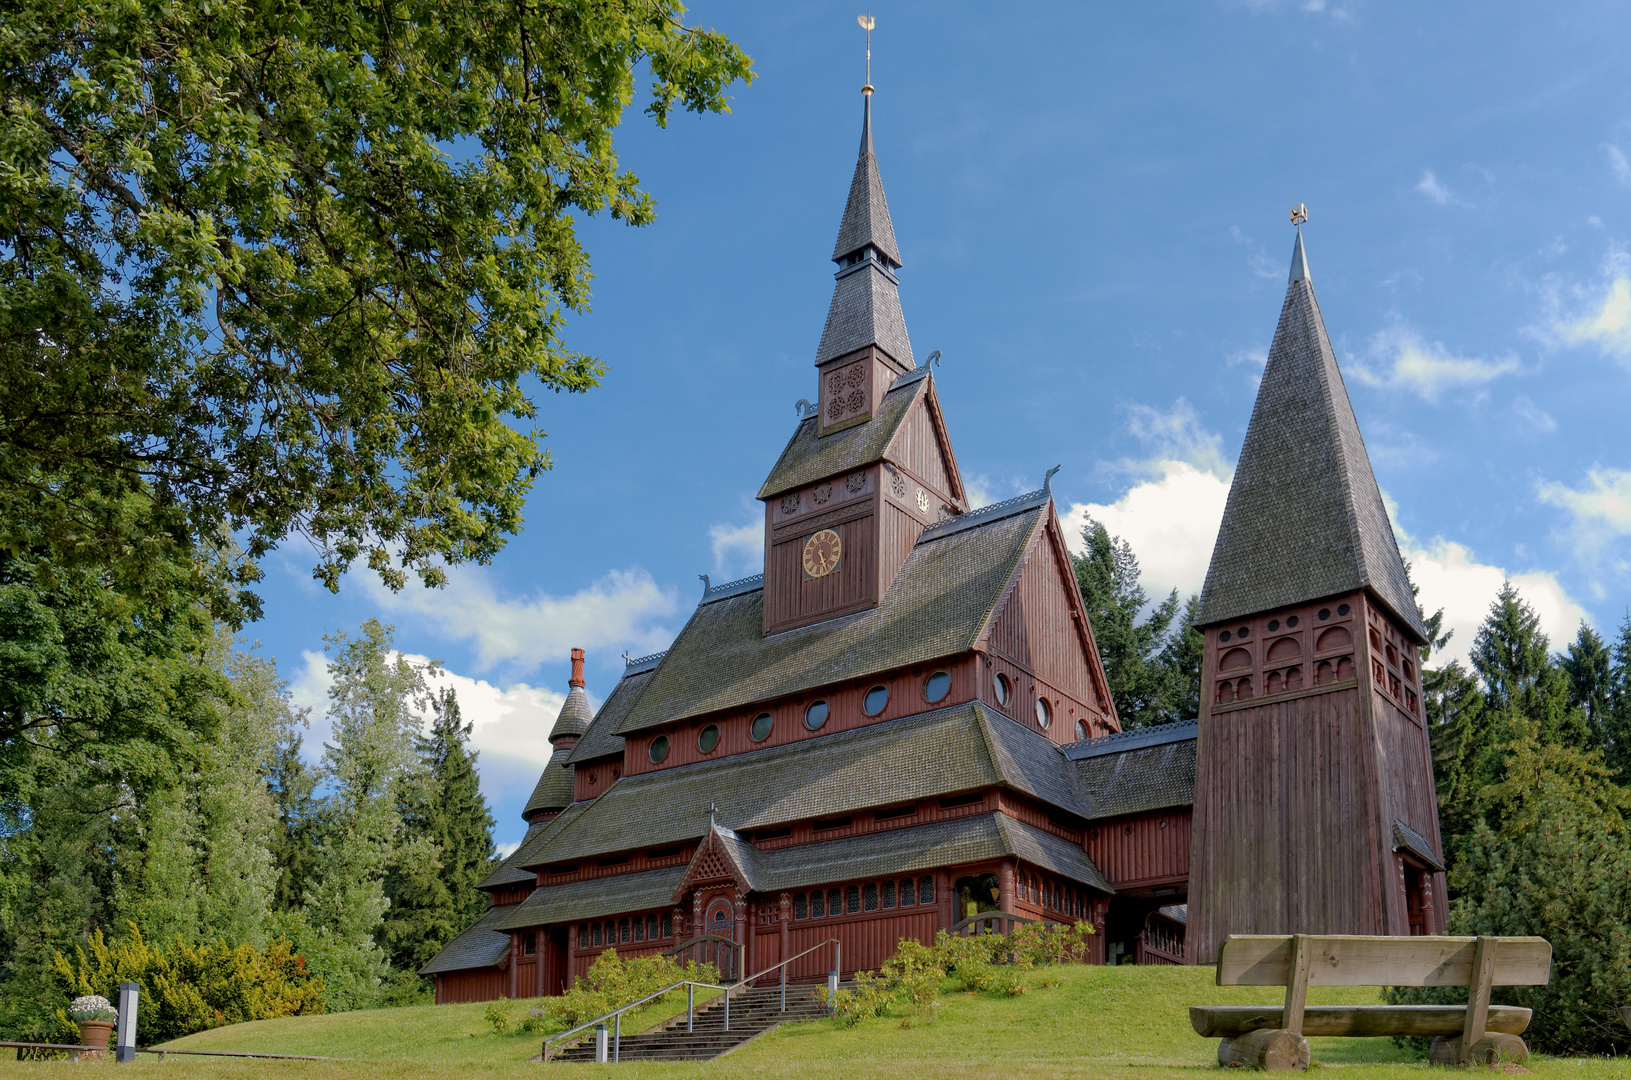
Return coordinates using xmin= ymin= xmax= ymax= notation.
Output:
xmin=67 ymin=995 xmax=117 ymax=1023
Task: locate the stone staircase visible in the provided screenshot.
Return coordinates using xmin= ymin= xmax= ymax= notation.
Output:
xmin=547 ymin=982 xmax=838 ymax=1062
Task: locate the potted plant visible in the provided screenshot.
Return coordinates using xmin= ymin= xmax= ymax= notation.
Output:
xmin=68 ymin=994 xmax=117 ymax=1052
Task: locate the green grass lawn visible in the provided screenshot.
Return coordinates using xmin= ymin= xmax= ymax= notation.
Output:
xmin=3 ymin=965 xmax=1626 ymax=1078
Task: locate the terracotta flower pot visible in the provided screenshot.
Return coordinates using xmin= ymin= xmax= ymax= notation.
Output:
xmin=77 ymin=1020 xmax=114 ymax=1049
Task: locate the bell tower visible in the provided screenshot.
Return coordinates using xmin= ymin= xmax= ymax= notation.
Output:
xmin=755 ymin=80 xmax=965 ymax=636
xmin=1186 ymin=223 xmax=1447 ymax=963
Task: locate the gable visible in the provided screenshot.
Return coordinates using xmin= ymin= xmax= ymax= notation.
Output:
xmin=979 ymin=505 xmax=1115 ymax=728
xmin=884 ymin=378 xmax=965 ymax=508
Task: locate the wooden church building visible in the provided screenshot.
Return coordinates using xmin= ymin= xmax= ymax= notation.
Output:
xmin=421 ymin=88 xmax=1446 ymax=1002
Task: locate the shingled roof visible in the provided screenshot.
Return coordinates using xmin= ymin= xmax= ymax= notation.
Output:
xmin=515 ymin=702 xmax=1086 ymax=872
xmin=815 ymin=93 xmax=913 ymax=367
xmin=1197 ymin=231 xmax=1426 ymax=640
xmin=522 ymin=744 xmax=575 ymax=820
xmin=494 ymin=866 xmax=689 ymax=933
xmin=478 ymin=804 xmax=590 ymax=891
xmin=564 ymin=665 xmax=656 ymax=765
xmin=612 ymin=503 xmax=1044 ymax=733
xmin=1070 ymin=721 xmax=1197 ymax=820
xmin=420 ymin=903 xmax=512 ymax=975
xmin=550 ymin=685 xmax=593 ymax=741
xmin=758 ymin=368 xmax=924 ymax=500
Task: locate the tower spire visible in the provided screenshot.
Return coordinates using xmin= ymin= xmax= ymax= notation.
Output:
xmin=1196 ymin=219 xmax=1425 ymax=639
xmin=815 ymin=16 xmax=913 ymax=371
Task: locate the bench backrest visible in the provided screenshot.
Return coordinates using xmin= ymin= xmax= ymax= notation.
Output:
xmin=1217 ymin=935 xmax=1551 ymax=988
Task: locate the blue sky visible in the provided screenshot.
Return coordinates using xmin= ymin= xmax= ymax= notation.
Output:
xmin=256 ymin=2 xmax=1631 ymax=850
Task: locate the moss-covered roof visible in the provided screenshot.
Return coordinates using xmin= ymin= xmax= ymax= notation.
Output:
xmin=419 ymin=902 xmax=513 ymax=975
xmin=515 ymin=702 xmax=1083 ymax=872
xmin=613 ymin=505 xmax=1042 ymax=736
xmin=564 ymin=666 xmax=654 ymax=765
xmin=493 ymin=866 xmax=688 ymax=932
xmin=757 ymin=373 xmax=924 ymax=500
xmin=522 ymin=744 xmax=575 ymax=820
xmin=1070 ymin=721 xmax=1197 ymax=820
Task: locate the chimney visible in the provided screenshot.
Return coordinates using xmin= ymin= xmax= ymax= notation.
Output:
xmin=570 ymin=648 xmax=586 ymax=689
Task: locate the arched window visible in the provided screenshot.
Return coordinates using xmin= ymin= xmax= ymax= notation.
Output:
xmin=794 ymin=893 xmax=807 ymax=919
xmin=918 ymin=876 xmax=934 ymax=905
xmin=881 ymin=880 xmax=896 ymax=908
xmin=579 ymin=925 xmax=589 ymax=948
xmin=619 ymin=918 xmax=631 ymax=943
xmin=864 ymin=882 xmax=879 ymax=911
xmin=845 ymin=886 xmax=860 ymax=914
xmin=828 ymin=888 xmax=842 ymax=915
xmin=899 ymin=878 xmax=915 ymax=906
xmin=649 ymin=915 xmax=660 ymax=939
xmin=593 ymin=924 xmax=603 ymax=947
xmin=661 ymin=913 xmax=673 ymax=938
xmin=633 ymin=917 xmax=645 ymax=942
xmin=811 ymin=890 xmax=825 ymax=918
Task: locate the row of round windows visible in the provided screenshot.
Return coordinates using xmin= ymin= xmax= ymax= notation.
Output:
xmin=648 ymin=669 xmax=957 ymax=763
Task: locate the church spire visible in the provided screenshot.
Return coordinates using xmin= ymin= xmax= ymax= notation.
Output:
xmin=815 ymin=83 xmax=913 ymax=369
xmin=1197 ymin=225 xmax=1426 ymax=639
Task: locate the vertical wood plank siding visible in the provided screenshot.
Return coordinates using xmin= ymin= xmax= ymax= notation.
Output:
xmin=892 ymin=400 xmax=954 ymax=499
xmin=435 ymin=968 xmax=507 ymax=1004
xmin=1084 ymin=809 xmax=1192 ymax=889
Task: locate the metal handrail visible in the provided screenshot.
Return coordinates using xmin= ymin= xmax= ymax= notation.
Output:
xmin=540 ymin=978 xmax=729 ymax=1063
xmin=738 ymin=937 xmax=841 ymax=1014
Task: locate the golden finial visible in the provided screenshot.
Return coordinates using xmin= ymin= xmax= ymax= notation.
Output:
xmin=1290 ymin=203 xmax=1308 ymax=227
xmin=858 ymin=14 xmax=875 ymax=93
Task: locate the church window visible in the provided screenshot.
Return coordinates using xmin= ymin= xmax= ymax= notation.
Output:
xmin=751 ymin=712 xmax=774 ymax=741
xmin=811 ymin=890 xmax=825 ymax=918
xmin=864 ymin=883 xmax=879 ymax=911
xmin=1268 ymin=619 xmax=1280 ymax=632
xmin=805 ymin=700 xmax=829 ymax=729
xmin=650 ymin=915 xmax=660 ymax=938
xmin=649 ymin=736 xmax=669 ymax=764
xmin=882 ymin=880 xmax=895 ymax=908
xmin=1337 ymin=603 xmax=1351 ymax=616
xmin=1075 ymin=719 xmax=1089 ymax=741
xmin=794 ymin=893 xmax=807 ymax=919
xmin=1287 ymin=615 xmax=1300 ymax=628
xmin=620 ymin=919 xmax=630 ymax=944
xmin=1318 ymin=607 xmax=1331 ymax=621
xmin=846 ymin=886 xmax=861 ymax=914
xmin=593 ymin=924 xmax=603 ymax=947
xmin=661 ymin=913 xmax=673 ymax=938
xmin=1035 ymin=697 xmax=1052 ymax=729
xmin=814 ymin=816 xmax=851 ymax=831
xmin=1237 ymin=626 xmax=1251 ymax=639
xmin=1219 ymin=630 xmax=1232 ymax=642
xmin=993 ymin=672 xmax=1011 ymax=706
xmin=523 ymin=931 xmax=536 ymax=956
xmin=924 ymin=670 xmax=951 ymax=702
xmin=698 ymin=724 xmax=720 ymax=753
xmin=633 ymin=918 xmax=645 ymax=942
xmin=919 ymin=876 xmax=934 ymax=904
xmin=863 ymin=685 xmax=889 ymax=715
xmin=579 ymin=926 xmax=588 ymax=948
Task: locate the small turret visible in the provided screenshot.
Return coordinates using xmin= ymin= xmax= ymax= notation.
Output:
xmin=523 ymin=648 xmax=592 ymax=825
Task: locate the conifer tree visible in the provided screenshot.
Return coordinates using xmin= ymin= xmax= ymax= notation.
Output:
xmin=381 ymin=687 xmax=495 ymax=974
xmin=1073 ymin=520 xmax=1184 ymax=728
xmin=1158 ymin=594 xmax=1206 ymax=723
xmin=1470 ymin=582 xmax=1552 ymax=712
xmin=1602 ymin=612 xmax=1631 ymax=784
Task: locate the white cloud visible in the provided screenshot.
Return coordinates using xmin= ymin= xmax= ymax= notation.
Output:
xmin=965 ymin=476 xmax=996 ymax=510
xmin=1352 ymin=325 xmax=1520 ymax=401
xmin=1606 ymin=144 xmax=1631 ymax=187
xmin=1555 ymin=274 xmax=1631 ymax=361
xmin=1119 ymin=399 xmax=1231 ymax=480
xmin=1415 ymin=170 xmax=1457 ymax=206
xmin=1402 ymin=536 xmax=1590 ymax=668
xmin=1511 ymin=397 xmax=1557 ymax=433
xmin=1537 ymin=468 xmax=1631 ymax=556
xmin=708 ymin=517 xmax=764 ymax=578
xmin=1060 ymin=461 xmax=1232 ymax=602
xmin=361 ymin=566 xmax=679 ymax=673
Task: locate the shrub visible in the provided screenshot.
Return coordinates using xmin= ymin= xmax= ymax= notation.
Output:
xmin=51 ymin=923 xmax=325 ymax=1043
xmin=526 ymin=950 xmax=720 ymax=1034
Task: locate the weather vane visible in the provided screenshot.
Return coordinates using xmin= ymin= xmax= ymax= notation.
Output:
xmin=1290 ymin=203 xmax=1308 ymax=227
xmin=858 ymin=14 xmax=875 ymax=92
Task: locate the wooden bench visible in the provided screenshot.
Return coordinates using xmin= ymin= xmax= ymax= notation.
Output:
xmin=1190 ymin=934 xmax=1551 ymax=1070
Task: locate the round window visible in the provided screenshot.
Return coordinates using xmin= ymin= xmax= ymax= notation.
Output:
xmin=698 ymin=724 xmax=720 ymax=753
xmin=1075 ymin=719 xmax=1089 ymax=741
xmin=1035 ymin=697 xmax=1052 ymax=729
xmin=863 ymin=685 xmax=889 ymax=716
xmin=993 ymin=672 xmax=1010 ymax=706
xmin=924 ymin=670 xmax=951 ymax=702
xmin=648 ymin=737 xmax=668 ymax=764
xmin=805 ymin=700 xmax=829 ymax=730
xmin=751 ymin=712 xmax=773 ymax=741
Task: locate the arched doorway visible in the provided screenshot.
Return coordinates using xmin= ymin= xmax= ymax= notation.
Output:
xmin=953 ymin=873 xmax=1001 ymax=920
xmin=703 ymin=897 xmax=736 ymax=979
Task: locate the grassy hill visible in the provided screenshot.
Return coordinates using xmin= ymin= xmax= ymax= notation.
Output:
xmin=8 ymin=965 xmax=1628 ymax=1078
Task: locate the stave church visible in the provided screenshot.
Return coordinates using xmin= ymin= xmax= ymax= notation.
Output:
xmin=422 ymin=81 xmax=1447 ymax=1002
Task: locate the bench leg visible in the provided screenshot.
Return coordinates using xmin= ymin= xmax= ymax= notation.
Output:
xmin=1429 ymin=1033 xmax=1528 ymax=1066
xmin=1218 ymin=1029 xmax=1311 ymax=1071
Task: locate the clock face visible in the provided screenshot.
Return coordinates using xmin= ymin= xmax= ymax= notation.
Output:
xmin=802 ymin=528 xmax=842 ymax=578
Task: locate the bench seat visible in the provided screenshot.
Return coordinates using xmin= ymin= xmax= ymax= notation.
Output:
xmin=1190 ymin=1004 xmax=1532 ymax=1039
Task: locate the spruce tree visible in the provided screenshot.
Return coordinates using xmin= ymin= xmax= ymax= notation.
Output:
xmin=1470 ymin=581 xmax=1552 ymax=712
xmin=1158 ymin=594 xmax=1206 ymax=723
xmin=381 ymin=687 xmax=495 ymax=974
xmin=1073 ymin=520 xmax=1183 ymax=728
xmin=1605 ymin=613 xmax=1631 ymax=783
xmin=1562 ymin=622 xmax=1613 ymax=748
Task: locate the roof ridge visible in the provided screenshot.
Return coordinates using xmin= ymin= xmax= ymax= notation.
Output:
xmin=1064 ymin=719 xmax=1199 ymax=760
xmin=917 ymin=487 xmax=1049 ymax=543
xmin=698 ymin=573 xmax=764 ymax=605
xmin=622 ymin=650 xmax=666 ymax=675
